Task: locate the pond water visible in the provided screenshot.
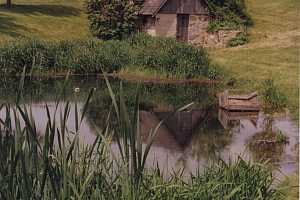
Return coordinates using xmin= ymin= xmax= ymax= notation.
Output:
xmin=0 ymin=76 xmax=298 ymax=180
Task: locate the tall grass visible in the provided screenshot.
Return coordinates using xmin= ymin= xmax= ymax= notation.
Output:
xmin=0 ymin=75 xmax=283 ymax=199
xmin=261 ymin=79 xmax=287 ymax=110
xmin=0 ymin=34 xmax=221 ymax=79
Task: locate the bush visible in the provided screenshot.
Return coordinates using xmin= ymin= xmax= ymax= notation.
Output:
xmin=86 ymin=0 xmax=140 ymax=40
xmin=228 ymin=32 xmax=249 ymax=47
xmin=0 ymin=39 xmax=55 ymax=74
xmin=0 ymin=34 xmax=222 ymax=79
xmin=128 ymin=34 xmax=220 ymax=79
xmin=204 ymin=0 xmax=253 ymax=32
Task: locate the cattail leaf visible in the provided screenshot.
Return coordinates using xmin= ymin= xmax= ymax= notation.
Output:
xmin=80 ymin=88 xmax=94 ymax=125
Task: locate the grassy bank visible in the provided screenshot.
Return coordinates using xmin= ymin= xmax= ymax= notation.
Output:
xmin=210 ymin=0 xmax=300 ymax=194
xmin=210 ymin=0 xmax=300 ymax=120
xmin=0 ymin=34 xmax=221 ymax=79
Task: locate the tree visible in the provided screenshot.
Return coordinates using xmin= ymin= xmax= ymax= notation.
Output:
xmin=86 ymin=0 xmax=140 ymax=40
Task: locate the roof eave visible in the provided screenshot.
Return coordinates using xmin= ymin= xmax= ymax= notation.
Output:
xmin=152 ymin=0 xmax=168 ymax=16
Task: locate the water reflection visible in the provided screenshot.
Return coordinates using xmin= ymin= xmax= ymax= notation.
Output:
xmin=218 ymin=109 xmax=259 ymax=130
xmin=0 ymin=77 xmax=298 ymax=179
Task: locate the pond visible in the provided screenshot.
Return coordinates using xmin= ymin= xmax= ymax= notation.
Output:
xmin=0 ymin=76 xmax=298 ymax=181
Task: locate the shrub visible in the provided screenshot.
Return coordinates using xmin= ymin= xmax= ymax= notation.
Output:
xmin=128 ymin=34 xmax=220 ymax=79
xmin=0 ymin=39 xmax=55 ymax=74
xmin=86 ymin=0 xmax=140 ymax=40
xmin=204 ymin=0 xmax=253 ymax=32
xmin=0 ymin=34 xmax=222 ymax=79
xmin=228 ymin=32 xmax=249 ymax=47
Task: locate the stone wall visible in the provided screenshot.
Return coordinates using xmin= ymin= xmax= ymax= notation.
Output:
xmin=142 ymin=14 xmax=241 ymax=48
xmin=155 ymin=14 xmax=177 ymax=38
xmin=142 ymin=14 xmax=177 ymax=38
xmin=188 ymin=14 xmax=241 ymax=48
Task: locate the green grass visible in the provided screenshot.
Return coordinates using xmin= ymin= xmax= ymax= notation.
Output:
xmin=210 ymin=1 xmax=300 ymax=194
xmin=279 ymin=174 xmax=299 ymax=200
xmin=0 ymin=0 xmax=90 ymax=42
xmin=210 ymin=0 xmax=300 ymax=120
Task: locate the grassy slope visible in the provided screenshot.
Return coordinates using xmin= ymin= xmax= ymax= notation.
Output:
xmin=210 ymin=0 xmax=300 ymax=120
xmin=210 ymin=1 xmax=299 ymax=198
xmin=0 ymin=0 xmax=90 ymax=42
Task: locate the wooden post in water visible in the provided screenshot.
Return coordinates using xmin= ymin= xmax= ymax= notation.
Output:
xmin=6 ymin=0 xmax=12 ymax=8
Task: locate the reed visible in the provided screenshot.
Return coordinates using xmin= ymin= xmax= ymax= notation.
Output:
xmin=0 ymin=34 xmax=222 ymax=79
xmin=262 ymin=79 xmax=287 ymax=110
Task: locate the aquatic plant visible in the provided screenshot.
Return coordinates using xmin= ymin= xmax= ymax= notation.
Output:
xmin=275 ymin=131 xmax=288 ymax=144
xmin=261 ymin=79 xmax=288 ymax=110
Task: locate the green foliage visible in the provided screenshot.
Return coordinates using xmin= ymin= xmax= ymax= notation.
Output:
xmin=228 ymin=32 xmax=249 ymax=47
xmin=188 ymin=159 xmax=282 ymax=200
xmin=0 ymin=39 xmax=54 ymax=74
xmin=86 ymin=0 xmax=140 ymax=40
xmin=276 ymin=131 xmax=288 ymax=143
xmin=0 ymin=34 xmax=222 ymax=79
xmin=128 ymin=34 xmax=221 ymax=79
xmin=204 ymin=0 xmax=253 ymax=32
xmin=262 ymin=79 xmax=288 ymax=110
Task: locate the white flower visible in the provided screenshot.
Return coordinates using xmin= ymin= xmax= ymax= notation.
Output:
xmin=74 ymin=87 xmax=80 ymax=93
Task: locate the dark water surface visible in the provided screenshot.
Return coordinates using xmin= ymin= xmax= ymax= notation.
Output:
xmin=0 ymin=76 xmax=298 ymax=180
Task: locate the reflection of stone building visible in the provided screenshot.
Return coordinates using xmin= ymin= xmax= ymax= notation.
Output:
xmin=248 ymin=131 xmax=286 ymax=165
xmin=139 ymin=0 xmax=241 ymax=47
xmin=139 ymin=109 xmax=208 ymax=150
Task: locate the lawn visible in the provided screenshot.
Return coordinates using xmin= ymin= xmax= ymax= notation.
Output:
xmin=210 ymin=0 xmax=300 ymax=120
xmin=210 ymin=1 xmax=299 ymax=194
xmin=0 ymin=0 xmax=90 ymax=42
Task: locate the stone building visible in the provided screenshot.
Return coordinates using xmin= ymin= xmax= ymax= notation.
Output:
xmin=139 ymin=0 xmax=240 ymax=47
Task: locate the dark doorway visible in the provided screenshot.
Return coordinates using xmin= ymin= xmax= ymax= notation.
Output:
xmin=176 ymin=14 xmax=189 ymax=42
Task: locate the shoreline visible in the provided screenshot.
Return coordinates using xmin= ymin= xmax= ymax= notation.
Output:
xmin=3 ymin=72 xmax=221 ymax=85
